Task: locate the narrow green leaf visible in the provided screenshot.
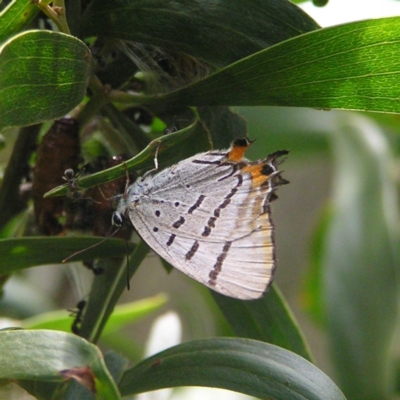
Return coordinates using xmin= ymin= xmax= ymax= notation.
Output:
xmin=0 ymin=30 xmax=93 ymax=130
xmin=138 ymin=17 xmax=400 ymax=114
xmin=323 ymin=114 xmax=400 ymax=399
xmin=101 ymin=294 xmax=168 ymax=335
xmin=213 ymin=285 xmax=312 ymax=361
xmin=81 ymin=0 xmax=319 ymax=67
xmin=0 ymin=237 xmax=134 ymax=274
xmin=119 ymin=338 xmax=346 ymax=400
xmin=22 ymin=294 xmax=167 ymax=335
xmin=301 ymin=204 xmax=333 ymax=324
xmin=0 ymin=329 xmax=121 ymax=400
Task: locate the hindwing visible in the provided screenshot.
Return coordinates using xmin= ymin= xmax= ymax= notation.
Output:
xmin=125 ymin=144 xmax=288 ymax=300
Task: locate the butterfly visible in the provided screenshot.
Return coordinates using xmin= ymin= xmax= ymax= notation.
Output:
xmin=113 ymin=138 xmax=288 ymax=300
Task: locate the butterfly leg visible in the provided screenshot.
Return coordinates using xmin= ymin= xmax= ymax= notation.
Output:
xmin=122 ymin=162 xmax=131 ymax=195
xmin=142 ymin=140 xmax=162 ymax=179
xmin=153 ymin=141 xmax=161 ymax=172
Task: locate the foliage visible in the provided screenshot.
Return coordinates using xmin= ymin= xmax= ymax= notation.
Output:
xmin=0 ymin=0 xmax=400 ymax=399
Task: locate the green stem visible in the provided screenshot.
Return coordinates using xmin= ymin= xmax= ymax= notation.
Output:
xmin=34 ymin=0 xmax=71 ymax=34
xmin=76 ymin=76 xmax=112 ymax=128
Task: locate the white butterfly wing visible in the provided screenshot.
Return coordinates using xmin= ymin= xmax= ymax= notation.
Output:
xmin=125 ymin=147 xmax=287 ymax=300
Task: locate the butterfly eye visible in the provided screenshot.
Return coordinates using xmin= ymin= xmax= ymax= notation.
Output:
xmin=112 ymin=211 xmax=124 ymax=227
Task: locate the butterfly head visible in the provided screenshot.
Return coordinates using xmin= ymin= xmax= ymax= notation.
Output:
xmin=112 ymin=210 xmax=125 ymax=227
xmin=111 ymin=185 xmax=140 ymax=228
xmin=112 ymin=191 xmax=129 ymax=228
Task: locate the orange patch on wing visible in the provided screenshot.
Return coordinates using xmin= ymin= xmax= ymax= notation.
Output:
xmin=228 ymin=143 xmax=249 ymax=162
xmin=242 ymin=164 xmax=269 ymax=187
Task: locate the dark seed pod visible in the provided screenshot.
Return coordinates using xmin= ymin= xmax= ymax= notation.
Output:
xmin=32 ymin=117 xmax=81 ymax=235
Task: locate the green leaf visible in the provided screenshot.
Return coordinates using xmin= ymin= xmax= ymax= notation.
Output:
xmin=322 ymin=114 xmax=400 ymax=399
xmin=301 ymin=204 xmax=333 ymax=324
xmin=0 ymin=30 xmax=93 ymax=130
xmin=0 ymin=237 xmax=134 ymax=274
xmin=100 ymin=295 xmax=168 ymax=360
xmin=212 ymin=285 xmax=312 ymax=361
xmin=81 ymin=0 xmax=319 ymax=67
xmin=137 ymin=17 xmax=400 ymax=114
xmin=0 ymin=329 xmax=121 ymax=400
xmin=101 ymin=294 xmax=168 ymax=335
xmin=119 ymin=338 xmax=346 ymax=400
xmin=22 ymin=294 xmax=167 ymax=334
xmin=0 ymin=0 xmax=48 ymax=44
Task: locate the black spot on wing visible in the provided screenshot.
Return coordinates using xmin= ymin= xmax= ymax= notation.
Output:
xmin=166 ymin=234 xmax=176 ymax=246
xmin=261 ymin=164 xmax=274 ymax=176
xmin=218 ymin=174 xmax=243 ymax=207
xmin=208 ymin=216 xmax=216 ymax=228
xmin=185 ymin=241 xmax=199 ymax=260
xmin=208 ymin=241 xmax=232 ymax=286
xmin=202 ymin=226 xmax=211 ymax=237
xmin=188 ymin=195 xmax=205 ymax=214
xmin=172 ymin=216 xmax=185 ymax=229
xmin=203 ymin=174 xmax=243 ymax=234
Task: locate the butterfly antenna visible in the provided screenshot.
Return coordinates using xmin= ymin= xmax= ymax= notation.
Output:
xmin=125 ymin=237 xmax=130 ymax=290
xmin=114 ymin=162 xmax=131 ymax=202
xmin=96 ymin=184 xmax=108 ymax=201
xmin=62 ymin=227 xmax=121 ymax=263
